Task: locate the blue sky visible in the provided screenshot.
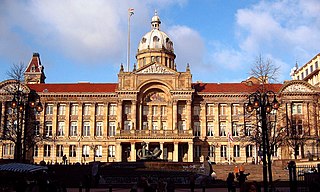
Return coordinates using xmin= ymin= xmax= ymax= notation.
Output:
xmin=0 ymin=0 xmax=319 ymax=84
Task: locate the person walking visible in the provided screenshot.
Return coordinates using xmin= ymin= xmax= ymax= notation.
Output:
xmin=226 ymin=172 xmax=236 ymax=192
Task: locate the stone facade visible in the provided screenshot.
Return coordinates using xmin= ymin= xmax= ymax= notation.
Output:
xmin=0 ymin=14 xmax=319 ymax=164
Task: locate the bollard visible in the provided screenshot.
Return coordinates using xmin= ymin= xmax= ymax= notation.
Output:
xmin=108 ymin=184 xmax=112 ymax=192
xmin=288 ymin=161 xmax=297 ymax=192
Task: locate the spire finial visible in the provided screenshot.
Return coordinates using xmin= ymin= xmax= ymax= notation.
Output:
xmin=155 ymin=10 xmax=158 ymax=16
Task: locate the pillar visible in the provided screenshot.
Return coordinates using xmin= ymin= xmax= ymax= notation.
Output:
xmin=160 ymin=142 xmax=164 ymax=159
xmin=172 ymin=101 xmax=177 ymax=130
xmin=130 ymin=142 xmax=136 ymax=162
xmin=117 ymin=101 xmax=123 ymax=130
xmin=186 ymin=100 xmax=192 ymax=130
xmin=188 ymin=142 xmax=193 ymax=162
xmin=200 ymin=102 xmax=206 ymax=137
xmin=132 ymin=100 xmax=137 ymax=130
xmin=173 ymin=142 xmax=179 ymax=162
xmin=116 ymin=142 xmax=122 ymax=162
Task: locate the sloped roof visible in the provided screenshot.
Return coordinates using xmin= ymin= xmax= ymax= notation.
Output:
xmin=27 ymin=83 xmax=118 ymax=93
xmin=192 ymin=83 xmax=283 ymax=93
xmin=25 ymin=53 xmax=42 ymax=73
xmin=0 ymin=163 xmax=47 ymax=173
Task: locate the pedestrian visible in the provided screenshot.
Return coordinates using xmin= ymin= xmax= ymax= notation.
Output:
xmin=226 ymin=172 xmax=236 ymax=192
xmin=189 ymin=174 xmax=195 ymax=192
xmin=62 ymin=154 xmax=67 ymax=165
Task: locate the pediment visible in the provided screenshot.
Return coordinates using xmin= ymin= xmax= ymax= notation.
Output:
xmin=0 ymin=80 xmax=29 ymax=94
xmin=280 ymin=81 xmax=315 ymax=93
xmin=135 ymin=63 xmax=176 ymax=75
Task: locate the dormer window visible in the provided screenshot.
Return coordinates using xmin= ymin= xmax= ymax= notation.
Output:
xmin=31 ymin=65 xmax=36 ymax=72
xmin=153 ymin=36 xmax=159 ymax=42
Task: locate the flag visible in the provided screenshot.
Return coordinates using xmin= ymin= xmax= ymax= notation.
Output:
xmin=227 ymin=132 xmax=234 ymax=142
xmin=128 ymin=8 xmax=134 ymax=16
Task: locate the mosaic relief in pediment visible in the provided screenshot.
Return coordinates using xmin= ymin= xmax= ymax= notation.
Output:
xmin=0 ymin=81 xmax=29 ymax=94
xmin=144 ymin=92 xmax=167 ymax=103
xmin=282 ymin=84 xmax=314 ymax=93
xmin=136 ymin=63 xmax=175 ymax=74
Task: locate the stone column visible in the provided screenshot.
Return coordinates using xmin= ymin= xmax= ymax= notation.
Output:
xmin=172 ymin=101 xmax=177 ymax=130
xmin=130 ymin=142 xmax=136 ymax=162
xmin=188 ymin=142 xmax=194 ymax=162
xmin=148 ymin=105 xmax=152 ymax=130
xmin=139 ymin=103 xmax=142 ymax=130
xmin=173 ymin=142 xmax=179 ymax=162
xmin=116 ymin=142 xmax=122 ymax=162
xmin=160 ymin=142 xmax=164 ymax=159
xmin=117 ymin=101 xmax=123 ymax=132
xmin=186 ymin=100 xmax=192 ymax=130
xmin=200 ymin=102 xmax=206 ymax=137
xmin=132 ymin=100 xmax=137 ymax=130
xmin=105 ymin=102 xmax=109 ymax=137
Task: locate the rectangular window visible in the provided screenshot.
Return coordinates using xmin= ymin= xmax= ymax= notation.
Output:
xmin=207 ymin=104 xmax=214 ymax=115
xmin=124 ymin=121 xmax=131 ymax=130
xmin=143 ymin=105 xmax=149 ymax=116
xmin=245 ymin=122 xmax=252 ymax=136
xmin=83 ymin=104 xmax=90 ymax=115
xmin=124 ymin=104 xmax=131 ymax=114
xmin=316 ymin=61 xmax=319 ymax=69
xmin=70 ymin=122 xmax=78 ymax=136
xmin=143 ymin=122 xmax=148 ymax=130
xmin=83 ymin=122 xmax=90 ymax=136
xmin=95 ymin=122 xmax=103 ymax=136
xmin=305 ymin=69 xmax=308 ymax=76
xmin=34 ymin=121 xmax=40 ymax=136
xmin=82 ymin=145 xmax=90 ymax=157
xmin=219 ymin=121 xmax=226 ymax=136
xmin=193 ymin=105 xmax=200 ymax=116
xmin=292 ymin=103 xmax=302 ymax=114
xmin=109 ymin=104 xmax=117 ymax=115
xmin=161 ymin=106 xmax=166 ymax=116
xmin=161 ymin=121 xmax=167 ymax=130
xmin=45 ymin=104 xmax=53 ymax=115
xmin=34 ymin=145 xmax=38 ymax=157
xmin=96 ymin=104 xmax=103 ymax=116
xmin=152 ymin=121 xmax=158 ymax=130
xmin=58 ymin=104 xmax=66 ymax=115
xmin=207 ymin=122 xmax=214 ymax=136
xmin=95 ymin=145 xmax=102 ymax=157
xmin=231 ymin=104 xmax=240 ymax=115
xmin=194 ymin=145 xmax=201 ymax=158
xmin=208 ymin=145 xmax=215 ymax=157
xmin=178 ymin=121 xmax=186 ymax=130
xmin=233 ymin=145 xmax=240 ymax=157
xmin=108 ymin=122 xmax=116 ymax=136
xmin=220 ymin=145 xmax=227 ymax=157
xmin=301 ymin=73 xmax=304 ymax=79
xmin=219 ymin=104 xmax=227 ymax=116
xmin=44 ymin=145 xmax=51 ymax=157
xmin=246 ymin=145 xmax=253 ymax=157
xmin=45 ymin=122 xmax=53 ymax=137
xmin=3 ymin=143 xmax=14 ymax=155
xmin=57 ymin=121 xmax=65 ymax=136
xmin=69 ymin=145 xmax=76 ymax=157
xmin=310 ymin=65 xmax=313 ymax=72
xmin=232 ymin=121 xmax=239 ymax=136
xmin=70 ymin=104 xmax=78 ymax=115
xmin=56 ymin=145 xmax=64 ymax=157
xmin=108 ymin=145 xmax=115 ymax=157
xmin=178 ymin=105 xmax=185 ymax=115
xmin=194 ymin=122 xmax=200 ymax=136
xmin=152 ymin=106 xmax=158 ymax=116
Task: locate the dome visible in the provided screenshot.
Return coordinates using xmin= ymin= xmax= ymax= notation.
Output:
xmin=137 ymin=13 xmax=174 ymax=52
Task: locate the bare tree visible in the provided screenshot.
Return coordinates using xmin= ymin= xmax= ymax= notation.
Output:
xmin=249 ymin=54 xmax=280 ymax=84
xmin=1 ymin=62 xmax=43 ymax=162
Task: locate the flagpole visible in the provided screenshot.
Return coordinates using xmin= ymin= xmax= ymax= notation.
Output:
xmin=127 ymin=10 xmax=131 ymax=72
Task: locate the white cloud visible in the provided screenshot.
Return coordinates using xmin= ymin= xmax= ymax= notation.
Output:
xmin=168 ymin=25 xmax=206 ymax=71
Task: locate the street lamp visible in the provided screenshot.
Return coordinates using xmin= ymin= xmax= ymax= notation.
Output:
xmin=11 ymin=89 xmax=43 ymax=162
xmin=246 ymin=90 xmax=279 ymax=192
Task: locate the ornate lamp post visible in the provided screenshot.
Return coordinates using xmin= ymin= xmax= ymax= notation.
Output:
xmin=11 ymin=90 xmax=43 ymax=162
xmin=246 ymin=90 xmax=279 ymax=192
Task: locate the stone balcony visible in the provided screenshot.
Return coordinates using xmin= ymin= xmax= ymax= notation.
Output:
xmin=115 ymin=129 xmax=193 ymax=139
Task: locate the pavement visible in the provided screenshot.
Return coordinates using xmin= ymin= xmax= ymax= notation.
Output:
xmin=67 ymin=187 xmax=291 ymax=192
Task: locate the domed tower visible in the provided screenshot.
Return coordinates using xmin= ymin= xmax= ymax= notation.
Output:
xmin=136 ymin=12 xmax=176 ymax=70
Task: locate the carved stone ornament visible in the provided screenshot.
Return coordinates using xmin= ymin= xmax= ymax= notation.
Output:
xmin=282 ymin=84 xmax=313 ymax=93
xmin=137 ymin=63 xmax=175 ymax=74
